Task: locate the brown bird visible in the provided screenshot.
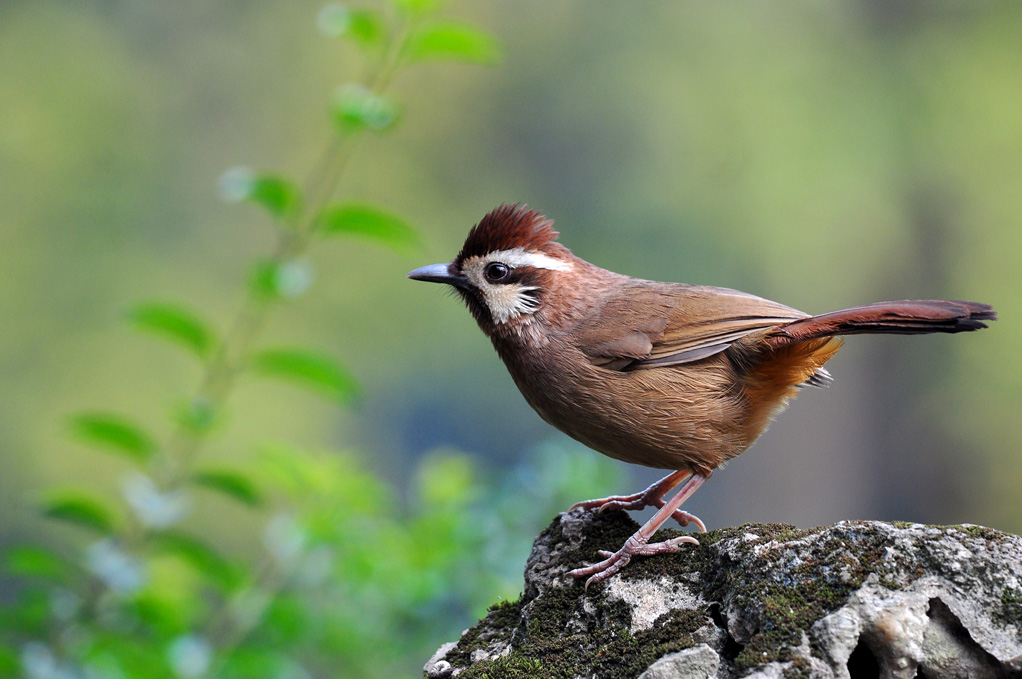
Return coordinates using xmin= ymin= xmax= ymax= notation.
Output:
xmin=408 ymin=204 xmax=996 ymax=587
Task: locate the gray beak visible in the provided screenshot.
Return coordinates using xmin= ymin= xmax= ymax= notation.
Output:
xmin=407 ymin=263 xmax=466 ymax=287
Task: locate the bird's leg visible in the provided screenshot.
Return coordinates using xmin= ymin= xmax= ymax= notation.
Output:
xmin=568 ymin=469 xmax=706 ymax=531
xmin=567 ymin=473 xmax=709 ymax=588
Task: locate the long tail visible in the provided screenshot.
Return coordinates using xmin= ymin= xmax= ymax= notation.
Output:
xmin=769 ymin=300 xmax=996 ymax=347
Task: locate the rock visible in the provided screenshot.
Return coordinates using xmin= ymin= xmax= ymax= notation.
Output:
xmin=637 ymin=644 xmax=720 ymax=679
xmin=424 ymin=509 xmax=1022 ymax=678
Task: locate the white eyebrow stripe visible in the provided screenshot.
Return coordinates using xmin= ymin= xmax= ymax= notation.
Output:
xmin=486 ymin=248 xmax=573 ymax=271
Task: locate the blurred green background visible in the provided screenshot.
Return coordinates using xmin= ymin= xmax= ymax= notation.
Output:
xmin=2 ymin=0 xmax=1021 ymax=676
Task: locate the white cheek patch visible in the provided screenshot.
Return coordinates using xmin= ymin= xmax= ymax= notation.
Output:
xmin=481 ymin=283 xmax=540 ymax=324
xmin=462 ymin=248 xmax=568 ymax=324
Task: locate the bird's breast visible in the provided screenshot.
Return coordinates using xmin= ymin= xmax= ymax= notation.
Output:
xmin=496 ymin=339 xmax=752 ymax=473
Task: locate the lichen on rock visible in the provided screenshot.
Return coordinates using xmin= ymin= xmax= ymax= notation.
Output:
xmin=425 ymin=509 xmax=1022 ymax=678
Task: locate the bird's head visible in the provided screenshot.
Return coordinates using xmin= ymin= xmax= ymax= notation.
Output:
xmin=408 ymin=204 xmax=582 ymax=339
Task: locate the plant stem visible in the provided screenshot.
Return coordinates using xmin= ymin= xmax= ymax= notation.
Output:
xmin=153 ymin=10 xmax=421 ymax=673
xmin=161 ymin=11 xmax=417 ymax=485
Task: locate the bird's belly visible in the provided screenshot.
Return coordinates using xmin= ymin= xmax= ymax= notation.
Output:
xmin=508 ymin=353 xmax=750 ymax=473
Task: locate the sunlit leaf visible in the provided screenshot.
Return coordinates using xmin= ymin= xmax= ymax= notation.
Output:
xmin=315 ymin=203 xmax=419 ymax=249
xmin=264 ymin=514 xmax=308 ymax=566
xmin=85 ymin=539 xmax=145 ymax=593
xmin=257 ymin=443 xmax=324 ymax=498
xmin=406 ymin=20 xmax=500 ymax=65
xmin=42 ymin=492 xmax=118 ymax=534
xmin=4 ymin=546 xmax=67 ymax=580
xmin=258 ymin=444 xmax=387 ymax=513
xmin=218 ymin=166 xmax=302 ymax=220
xmin=317 ymin=4 xmax=350 ymax=36
xmin=318 ymin=4 xmax=386 ymax=46
xmin=191 ymin=469 xmax=263 ymax=507
xmin=127 ymin=302 xmax=214 ymax=359
xmin=251 ymin=349 xmax=360 ymax=404
xmin=120 ymin=473 xmax=190 ymax=529
xmin=330 ymin=84 xmax=400 ymax=133
xmin=150 ymin=532 xmax=241 ymax=591
xmin=68 ymin=412 xmax=157 ymax=462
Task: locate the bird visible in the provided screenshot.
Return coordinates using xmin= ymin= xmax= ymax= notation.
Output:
xmin=407 ymin=204 xmax=996 ymax=587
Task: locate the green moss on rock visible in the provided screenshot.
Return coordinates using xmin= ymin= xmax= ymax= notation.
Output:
xmin=998 ymin=588 xmax=1022 ymax=641
xmin=462 ymin=654 xmax=546 ymax=679
xmin=430 ymin=513 xmax=1022 ymax=679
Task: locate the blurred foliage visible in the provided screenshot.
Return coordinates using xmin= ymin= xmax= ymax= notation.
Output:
xmin=3 ymin=439 xmax=617 ymax=678
xmin=1 ymin=0 xmax=1021 ymax=676
xmin=0 ymin=2 xmax=619 ymax=677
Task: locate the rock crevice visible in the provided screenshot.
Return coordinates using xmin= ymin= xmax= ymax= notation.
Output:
xmin=425 ymin=510 xmax=1022 ymax=678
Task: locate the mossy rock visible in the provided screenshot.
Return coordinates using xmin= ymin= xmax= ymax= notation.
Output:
xmin=426 ymin=510 xmax=1022 ymax=678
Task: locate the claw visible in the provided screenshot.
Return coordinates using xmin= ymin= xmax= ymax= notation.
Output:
xmin=675 ymin=511 xmax=707 ymax=533
xmin=568 ymin=533 xmax=701 ymax=588
xmin=569 ymin=492 xmax=645 ymax=513
xmin=567 ymin=550 xmax=632 ymax=588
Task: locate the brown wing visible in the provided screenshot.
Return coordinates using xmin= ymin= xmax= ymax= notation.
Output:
xmin=573 ymin=282 xmax=809 ymax=371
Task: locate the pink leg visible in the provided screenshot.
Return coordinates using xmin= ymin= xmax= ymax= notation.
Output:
xmin=567 ymin=473 xmax=710 ymax=589
xmin=569 ymin=470 xmax=706 ymax=532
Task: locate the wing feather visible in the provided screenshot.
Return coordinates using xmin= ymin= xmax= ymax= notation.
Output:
xmin=572 ymin=282 xmax=808 ymax=371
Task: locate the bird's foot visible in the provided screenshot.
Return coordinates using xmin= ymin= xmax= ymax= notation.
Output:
xmin=568 ymin=470 xmax=706 ymax=532
xmin=566 ymin=473 xmax=710 ymax=585
xmin=566 ymin=532 xmax=699 ymax=589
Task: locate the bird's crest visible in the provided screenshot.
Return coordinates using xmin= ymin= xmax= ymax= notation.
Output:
xmin=455 ymin=204 xmax=563 ymax=266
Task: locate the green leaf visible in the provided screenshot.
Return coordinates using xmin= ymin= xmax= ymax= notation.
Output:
xmin=127 ymin=302 xmax=215 ymax=359
xmin=318 ymin=4 xmax=386 ymax=46
xmin=150 ymin=532 xmax=241 ymax=591
xmin=218 ymin=166 xmax=302 ymax=220
xmin=405 ymin=20 xmax=500 ymax=65
xmin=315 ymin=203 xmax=419 ymax=250
xmin=2 ymin=589 xmax=49 ymax=636
xmin=191 ymin=469 xmax=263 ymax=507
xmin=0 ymin=645 xmax=17 ymax=676
xmin=4 ymin=545 xmax=68 ymax=580
xmin=87 ymin=633 xmax=169 ymax=677
xmin=41 ymin=492 xmax=118 ymax=534
xmin=251 ymin=175 xmax=302 ymax=219
xmin=69 ymin=412 xmax=157 ymax=462
xmin=330 ymin=84 xmax=400 ymax=133
xmin=391 ymin=0 xmax=443 ymax=14
xmin=250 ymin=348 xmax=360 ymax=404
xmin=347 ymin=9 xmax=386 ymax=44
xmin=220 ymin=647 xmax=297 ymax=679
xmin=249 ymin=259 xmax=314 ymax=301
xmin=174 ymin=397 xmax=220 ymax=434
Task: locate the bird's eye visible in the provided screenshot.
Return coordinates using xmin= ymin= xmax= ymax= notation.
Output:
xmin=484 ymin=262 xmax=511 ymax=283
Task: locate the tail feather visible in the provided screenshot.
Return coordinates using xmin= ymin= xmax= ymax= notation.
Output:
xmin=769 ymin=300 xmax=996 ymax=347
